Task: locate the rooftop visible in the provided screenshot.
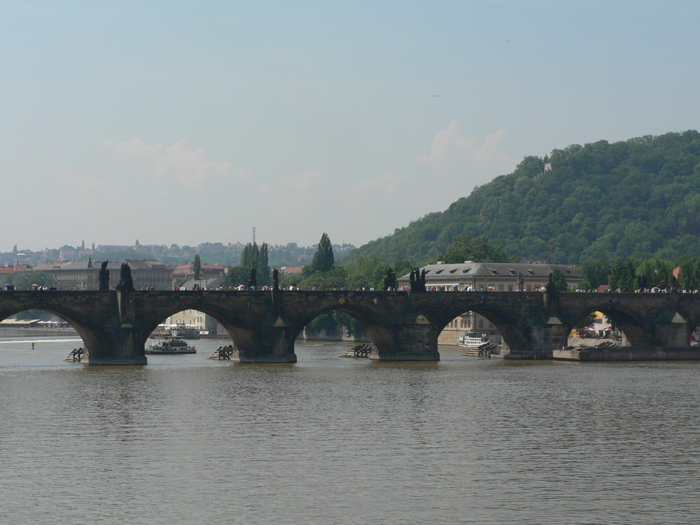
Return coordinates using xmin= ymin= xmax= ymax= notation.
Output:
xmin=398 ymin=262 xmax=582 ymax=282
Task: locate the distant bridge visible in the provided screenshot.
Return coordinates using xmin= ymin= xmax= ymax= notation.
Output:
xmin=1 ymin=289 xmax=699 ymax=364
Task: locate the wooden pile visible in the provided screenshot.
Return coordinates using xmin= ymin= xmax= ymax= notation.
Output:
xmin=208 ymin=345 xmax=236 ymax=360
xmin=340 ymin=343 xmax=376 ymax=358
xmin=463 ymin=342 xmax=498 ymax=358
xmin=65 ymin=348 xmax=85 ymax=362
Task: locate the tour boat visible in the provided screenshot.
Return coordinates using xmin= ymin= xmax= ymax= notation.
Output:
xmin=146 ymin=338 xmax=196 ymax=355
xmin=457 ymin=331 xmax=490 ymax=348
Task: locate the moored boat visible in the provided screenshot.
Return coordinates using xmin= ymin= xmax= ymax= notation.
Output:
xmin=457 ymin=331 xmax=490 ymax=348
xmin=146 ymin=338 xmax=196 ymax=355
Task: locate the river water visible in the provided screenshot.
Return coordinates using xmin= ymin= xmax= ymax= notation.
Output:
xmin=0 ymin=333 xmax=698 ymax=524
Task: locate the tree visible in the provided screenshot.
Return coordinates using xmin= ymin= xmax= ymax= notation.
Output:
xmin=298 ymin=268 xmax=347 ymax=290
xmin=11 ymin=272 xmax=58 ymax=290
xmin=609 ymin=259 xmax=636 ymax=292
xmin=677 ymin=255 xmax=700 ymax=290
xmin=224 ymin=266 xmax=250 ymax=288
xmin=241 ymin=243 xmax=260 ymax=269
xmin=239 ymin=242 xmax=270 ymax=286
xmin=636 ymin=258 xmax=673 ymax=289
xmin=442 ymin=233 xmax=511 ymax=264
xmin=310 ymin=233 xmax=334 ymax=274
xmin=193 ymin=254 xmax=202 ymax=280
xmin=576 ymin=280 xmax=592 ymax=291
xmin=258 ymin=243 xmax=270 ymax=287
xmin=306 ymin=312 xmax=339 ymax=336
xmin=551 ymin=268 xmax=569 ymax=291
xmin=344 ymin=255 xmax=388 ymax=290
xmin=580 ymin=259 xmax=611 ymax=289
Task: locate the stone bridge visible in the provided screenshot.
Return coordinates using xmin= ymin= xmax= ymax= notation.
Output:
xmin=1 ymin=289 xmax=699 ymax=365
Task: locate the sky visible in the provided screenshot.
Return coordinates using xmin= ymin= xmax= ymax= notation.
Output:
xmin=1 ymin=0 xmax=699 ymax=252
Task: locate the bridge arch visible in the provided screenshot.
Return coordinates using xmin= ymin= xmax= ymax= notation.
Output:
xmin=291 ymin=302 xmax=396 ymax=355
xmin=138 ymin=300 xmax=261 ymax=353
xmin=0 ymin=299 xmax=101 ymax=353
xmin=563 ymin=303 xmax=650 ymax=346
xmin=436 ymin=302 xmax=530 ymax=354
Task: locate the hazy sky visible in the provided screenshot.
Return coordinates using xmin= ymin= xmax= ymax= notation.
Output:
xmin=2 ymin=1 xmax=699 ymax=252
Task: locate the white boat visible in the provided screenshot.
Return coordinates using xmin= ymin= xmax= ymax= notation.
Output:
xmin=146 ymin=338 xmax=196 ymax=355
xmin=457 ymin=331 xmax=490 ymax=348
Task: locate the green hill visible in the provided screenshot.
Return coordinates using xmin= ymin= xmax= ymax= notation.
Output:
xmin=347 ymin=131 xmax=700 ymax=266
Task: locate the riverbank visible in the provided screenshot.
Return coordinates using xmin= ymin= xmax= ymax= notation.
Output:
xmin=0 ymin=327 xmax=78 ymax=337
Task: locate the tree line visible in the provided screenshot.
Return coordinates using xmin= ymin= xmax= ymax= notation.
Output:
xmin=576 ymin=254 xmax=700 ymax=292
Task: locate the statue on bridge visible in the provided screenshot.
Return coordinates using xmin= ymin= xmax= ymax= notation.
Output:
xmin=383 ymin=268 xmax=397 ymax=291
xmin=516 ymin=272 xmax=524 ymax=292
xmin=272 ymin=268 xmax=279 ymax=291
xmin=248 ymin=268 xmax=257 ymax=290
xmin=116 ymin=262 xmax=135 ymax=292
xmin=409 ymin=268 xmax=426 ymax=292
xmin=545 ymin=272 xmax=557 ymax=296
xmin=98 ymin=260 xmax=110 ymax=291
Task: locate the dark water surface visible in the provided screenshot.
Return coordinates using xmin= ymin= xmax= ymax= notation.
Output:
xmin=0 ymin=335 xmax=698 ymax=524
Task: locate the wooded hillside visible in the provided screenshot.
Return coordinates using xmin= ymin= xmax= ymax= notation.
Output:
xmin=348 ymin=131 xmax=700 ymax=265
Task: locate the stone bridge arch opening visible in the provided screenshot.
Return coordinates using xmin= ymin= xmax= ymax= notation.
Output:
xmin=567 ymin=306 xmax=649 ymax=347
xmin=293 ymin=303 xmax=397 ymax=359
xmin=142 ymin=304 xmax=249 ymax=352
xmin=438 ymin=305 xmax=529 ymax=356
xmin=0 ymin=307 xmax=97 ymax=357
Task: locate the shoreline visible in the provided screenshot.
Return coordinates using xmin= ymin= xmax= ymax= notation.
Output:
xmin=0 ymin=327 xmax=78 ymax=337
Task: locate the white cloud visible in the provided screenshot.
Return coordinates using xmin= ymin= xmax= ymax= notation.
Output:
xmin=417 ymin=120 xmax=515 ymax=177
xmin=278 ymin=170 xmax=326 ymax=191
xmin=61 ymin=169 xmax=112 ymax=195
xmin=352 ymin=173 xmax=406 ymax=195
xmin=104 ymin=138 xmax=232 ymax=190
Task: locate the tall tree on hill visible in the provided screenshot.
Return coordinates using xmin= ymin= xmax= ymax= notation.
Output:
xmin=241 ymin=242 xmax=259 ymax=269
xmin=258 ymin=243 xmax=270 ymax=287
xmin=193 ymin=254 xmax=202 ymax=280
xmin=311 ymin=233 xmax=334 ymax=273
xmin=237 ymin=242 xmax=270 ymax=286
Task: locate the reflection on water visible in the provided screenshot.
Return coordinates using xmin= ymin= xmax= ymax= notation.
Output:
xmin=0 ymin=335 xmax=698 ymax=524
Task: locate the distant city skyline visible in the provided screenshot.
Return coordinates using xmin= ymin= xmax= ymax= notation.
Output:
xmin=2 ymin=1 xmax=699 ymax=252
xmin=5 ymin=238 xmax=355 ymax=254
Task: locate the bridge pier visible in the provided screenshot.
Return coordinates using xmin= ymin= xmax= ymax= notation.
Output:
xmin=507 ymin=316 xmax=568 ymax=359
xmin=233 ymin=324 xmax=298 ymax=364
xmin=652 ymin=310 xmax=692 ymax=347
xmin=370 ymin=319 xmax=440 ymax=361
xmin=84 ymin=323 xmax=148 ymax=366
